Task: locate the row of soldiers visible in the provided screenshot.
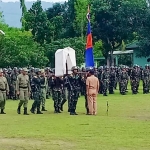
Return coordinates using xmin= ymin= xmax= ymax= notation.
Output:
xmin=0 ymin=64 xmax=150 ymax=115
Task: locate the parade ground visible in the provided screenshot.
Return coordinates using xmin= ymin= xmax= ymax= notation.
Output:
xmin=0 ymin=86 xmax=150 ymax=150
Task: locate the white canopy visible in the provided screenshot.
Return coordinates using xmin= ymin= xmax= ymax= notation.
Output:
xmin=55 ymin=47 xmax=76 ymax=76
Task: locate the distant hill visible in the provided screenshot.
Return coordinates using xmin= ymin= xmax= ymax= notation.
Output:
xmin=0 ymin=1 xmax=54 ymax=28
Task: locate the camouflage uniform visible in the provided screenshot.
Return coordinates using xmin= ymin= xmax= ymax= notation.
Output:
xmin=119 ymin=67 xmax=128 ymax=95
xmin=101 ymin=67 xmax=110 ymax=96
xmin=51 ymin=76 xmax=63 ymax=113
xmin=67 ymin=66 xmax=81 ymax=115
xmin=30 ymin=69 xmax=43 ymax=114
xmin=109 ymin=66 xmax=116 ymax=94
xmin=142 ymin=65 xmax=150 ymax=94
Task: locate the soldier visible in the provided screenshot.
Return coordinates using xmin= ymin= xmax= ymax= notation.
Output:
xmin=16 ymin=68 xmax=31 ymax=115
xmin=67 ymin=66 xmax=81 ymax=115
xmin=50 ymin=75 xmax=63 ymax=113
xmin=130 ymin=65 xmax=139 ymax=94
xmin=119 ymin=66 xmax=128 ymax=95
xmin=142 ymin=64 xmax=150 ymax=94
xmin=0 ymin=69 xmax=9 ymax=114
xmin=11 ymin=67 xmax=19 ymax=100
xmin=60 ymin=74 xmax=69 ymax=111
xmin=40 ymin=69 xmax=48 ymax=111
xmin=98 ymin=66 xmax=103 ymax=94
xmin=86 ymin=67 xmax=99 ymax=115
xmin=101 ymin=66 xmax=110 ymax=96
xmin=30 ymin=69 xmax=43 ymax=114
xmin=7 ymin=68 xmax=13 ymax=99
xmin=109 ymin=66 xmax=116 ymax=94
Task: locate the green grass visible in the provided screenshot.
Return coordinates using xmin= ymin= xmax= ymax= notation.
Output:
xmin=0 ymin=86 xmax=150 ymax=150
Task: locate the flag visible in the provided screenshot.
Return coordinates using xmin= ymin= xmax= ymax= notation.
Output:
xmin=85 ymin=5 xmax=94 ymax=67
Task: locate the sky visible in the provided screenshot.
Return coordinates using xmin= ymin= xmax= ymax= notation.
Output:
xmin=1 ymin=0 xmax=66 ymax=2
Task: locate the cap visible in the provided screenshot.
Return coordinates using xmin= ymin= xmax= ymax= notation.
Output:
xmin=22 ymin=68 xmax=28 ymax=72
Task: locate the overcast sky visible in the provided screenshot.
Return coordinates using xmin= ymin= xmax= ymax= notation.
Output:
xmin=2 ymin=0 xmax=66 ymax=2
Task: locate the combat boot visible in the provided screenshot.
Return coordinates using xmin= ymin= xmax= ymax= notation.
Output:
xmin=17 ymin=106 xmax=21 ymax=114
xmin=1 ymin=109 xmax=6 ymax=114
xmin=37 ymin=108 xmax=43 ymax=114
xmin=24 ymin=108 xmax=29 ymax=115
xmin=70 ymin=109 xmax=75 ymax=115
xmin=57 ymin=109 xmax=61 ymax=113
xmin=41 ymin=106 xmax=47 ymax=111
xmin=30 ymin=106 xmax=35 ymax=114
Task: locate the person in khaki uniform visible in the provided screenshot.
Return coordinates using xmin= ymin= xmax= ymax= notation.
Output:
xmin=86 ymin=68 xmax=99 ymax=115
xmin=0 ymin=69 xmax=9 ymax=114
xmin=40 ymin=69 xmax=48 ymax=111
xmin=16 ymin=68 xmax=31 ymax=115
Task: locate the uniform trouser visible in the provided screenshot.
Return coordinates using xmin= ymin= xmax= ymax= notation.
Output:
xmin=12 ymin=83 xmax=17 ymax=98
xmin=85 ymin=94 xmax=89 ymax=113
xmin=109 ymin=81 xmax=114 ymax=93
xmin=32 ymin=91 xmax=42 ymax=111
xmin=53 ymin=90 xmax=62 ymax=110
xmin=18 ymin=88 xmax=29 ymax=108
xmin=41 ymin=88 xmax=46 ymax=108
xmin=69 ymin=90 xmax=79 ymax=112
xmin=0 ymin=91 xmax=6 ymax=109
xmin=103 ymin=80 xmax=109 ymax=94
xmin=61 ymin=88 xmax=68 ymax=106
xmin=143 ymin=79 xmax=149 ymax=93
xmin=131 ymin=80 xmax=138 ymax=93
xmin=87 ymin=93 xmax=97 ymax=115
xmin=119 ymin=80 xmax=126 ymax=94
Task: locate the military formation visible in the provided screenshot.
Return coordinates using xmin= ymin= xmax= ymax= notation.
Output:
xmin=0 ymin=64 xmax=150 ymax=115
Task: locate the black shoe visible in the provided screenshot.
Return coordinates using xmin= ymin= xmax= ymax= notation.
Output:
xmin=30 ymin=108 xmax=35 ymax=114
xmin=37 ymin=111 xmax=43 ymax=114
xmin=60 ymin=105 xmax=63 ymax=111
xmin=57 ymin=109 xmax=61 ymax=113
xmin=1 ymin=109 xmax=6 ymax=114
xmin=70 ymin=112 xmax=75 ymax=115
xmin=17 ymin=106 xmax=21 ymax=114
xmin=74 ymin=112 xmax=78 ymax=115
xmin=24 ymin=108 xmax=29 ymax=115
xmin=41 ymin=107 xmax=47 ymax=111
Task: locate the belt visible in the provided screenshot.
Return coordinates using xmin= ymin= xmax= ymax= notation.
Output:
xmin=0 ymin=89 xmax=6 ymax=91
xmin=19 ymin=87 xmax=28 ymax=89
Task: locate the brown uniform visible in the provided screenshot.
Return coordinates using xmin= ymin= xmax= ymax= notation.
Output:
xmin=0 ymin=76 xmax=9 ymax=111
xmin=86 ymin=75 xmax=99 ymax=115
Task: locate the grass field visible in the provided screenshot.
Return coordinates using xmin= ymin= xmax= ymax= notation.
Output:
xmin=0 ymin=86 xmax=150 ymax=150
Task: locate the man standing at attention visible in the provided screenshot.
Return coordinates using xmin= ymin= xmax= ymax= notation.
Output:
xmin=86 ymin=68 xmax=99 ymax=115
xmin=16 ymin=68 xmax=31 ymax=115
xmin=0 ymin=69 xmax=9 ymax=114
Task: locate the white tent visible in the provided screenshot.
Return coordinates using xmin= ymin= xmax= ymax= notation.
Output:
xmin=55 ymin=47 xmax=76 ymax=76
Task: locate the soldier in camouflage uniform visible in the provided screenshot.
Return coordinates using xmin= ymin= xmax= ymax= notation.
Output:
xmin=130 ymin=65 xmax=139 ymax=94
xmin=101 ymin=66 xmax=110 ymax=96
xmin=40 ymin=69 xmax=48 ymax=111
xmin=11 ymin=67 xmax=19 ymax=100
xmin=119 ymin=66 xmax=128 ymax=95
xmin=98 ymin=66 xmax=103 ymax=94
xmin=142 ymin=64 xmax=150 ymax=94
xmin=67 ymin=66 xmax=81 ymax=115
xmin=109 ymin=66 xmax=116 ymax=94
xmin=60 ymin=74 xmax=69 ymax=111
xmin=30 ymin=69 xmax=43 ymax=114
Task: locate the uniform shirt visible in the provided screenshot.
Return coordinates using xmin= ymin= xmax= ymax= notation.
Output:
xmin=0 ymin=76 xmax=9 ymax=92
xmin=16 ymin=74 xmax=31 ymax=91
xmin=86 ymin=75 xmax=99 ymax=95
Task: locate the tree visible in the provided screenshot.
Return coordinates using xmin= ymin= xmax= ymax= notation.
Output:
xmin=24 ymin=1 xmax=51 ymax=44
xmin=20 ymin=0 xmax=27 ymax=29
xmin=0 ymin=23 xmax=48 ymax=67
xmin=91 ymin=0 xmax=147 ymax=66
xmin=74 ymin=0 xmax=88 ymax=40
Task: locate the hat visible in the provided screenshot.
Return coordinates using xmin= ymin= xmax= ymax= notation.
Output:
xmin=23 ymin=68 xmax=28 ymax=72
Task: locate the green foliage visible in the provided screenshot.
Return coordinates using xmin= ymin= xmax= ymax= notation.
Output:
xmin=24 ymin=1 xmax=51 ymax=44
xmin=0 ymin=23 xmax=48 ymax=67
xmin=74 ymin=0 xmax=88 ymax=39
xmin=93 ymin=40 xmax=103 ymax=58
